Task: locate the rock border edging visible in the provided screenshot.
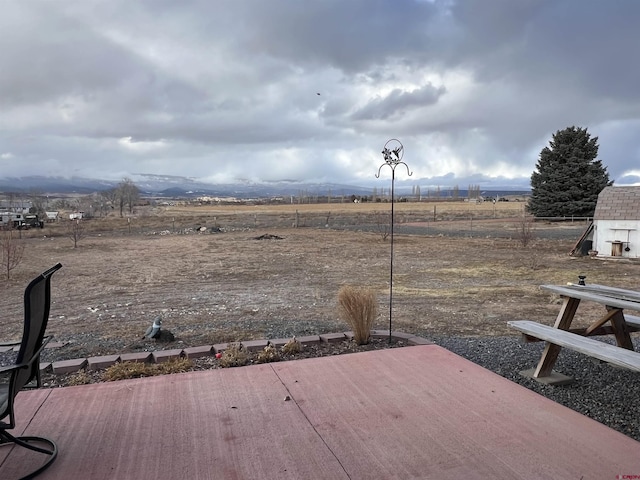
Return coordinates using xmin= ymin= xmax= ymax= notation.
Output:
xmin=37 ymin=330 xmax=433 ymax=375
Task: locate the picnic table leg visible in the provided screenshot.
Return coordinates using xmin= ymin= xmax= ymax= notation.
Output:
xmin=584 ymin=309 xmax=619 ymax=335
xmin=533 ymin=297 xmax=580 ymax=378
xmin=610 ymin=309 xmax=634 ymax=350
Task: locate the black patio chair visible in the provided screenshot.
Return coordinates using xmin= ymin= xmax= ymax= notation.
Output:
xmin=0 ymin=263 xmax=62 ymax=479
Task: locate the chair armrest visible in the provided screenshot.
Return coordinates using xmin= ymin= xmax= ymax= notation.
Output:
xmin=0 ymin=363 xmax=27 ymax=374
xmin=0 ymin=337 xmax=52 ymax=376
xmin=0 ymin=336 xmax=51 ymax=350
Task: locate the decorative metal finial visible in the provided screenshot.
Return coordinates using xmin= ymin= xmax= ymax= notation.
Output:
xmin=376 ymin=139 xmax=411 ymax=177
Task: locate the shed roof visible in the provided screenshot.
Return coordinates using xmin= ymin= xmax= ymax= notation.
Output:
xmin=593 ymin=186 xmax=640 ymax=220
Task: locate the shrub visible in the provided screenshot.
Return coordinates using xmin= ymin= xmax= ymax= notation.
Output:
xmin=257 ymin=344 xmax=281 ymax=363
xmin=517 ymin=215 xmax=535 ymax=248
xmin=0 ymin=228 xmax=25 ymax=280
xmin=337 ymin=285 xmax=377 ymax=345
xmin=281 ymin=337 xmax=302 ymax=355
xmin=219 ymin=343 xmax=249 ymax=368
xmin=67 ymin=370 xmax=93 ymax=386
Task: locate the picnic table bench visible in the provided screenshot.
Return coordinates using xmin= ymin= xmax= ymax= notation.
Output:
xmin=508 ymin=283 xmax=640 ymax=384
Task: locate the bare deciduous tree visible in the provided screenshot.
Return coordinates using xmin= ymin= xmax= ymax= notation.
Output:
xmin=375 ymin=212 xmax=390 ymax=241
xmin=67 ymin=219 xmax=86 ymax=248
xmin=28 ymin=190 xmax=47 ymax=217
xmin=98 ymin=188 xmax=118 ymax=217
xmin=74 ymin=194 xmax=97 ymax=218
xmin=116 ymin=178 xmax=140 ymax=217
xmin=0 ymin=228 xmax=25 ymax=280
xmin=518 ymin=215 xmax=536 ymax=248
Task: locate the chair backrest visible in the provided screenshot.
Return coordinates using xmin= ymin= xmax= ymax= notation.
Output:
xmin=13 ymin=263 xmax=63 ymax=393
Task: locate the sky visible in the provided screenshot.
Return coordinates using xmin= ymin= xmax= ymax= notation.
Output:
xmin=1 ymin=0 xmax=640 ymax=191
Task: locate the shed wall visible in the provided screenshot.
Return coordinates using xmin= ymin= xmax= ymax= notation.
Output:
xmin=593 ymin=219 xmax=639 ymax=258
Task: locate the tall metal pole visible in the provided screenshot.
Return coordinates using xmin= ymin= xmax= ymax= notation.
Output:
xmin=376 ymin=139 xmax=412 ymax=343
xmin=389 ymin=167 xmax=395 ymax=340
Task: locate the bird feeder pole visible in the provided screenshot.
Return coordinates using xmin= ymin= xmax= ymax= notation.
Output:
xmin=376 ymin=139 xmax=412 ymax=343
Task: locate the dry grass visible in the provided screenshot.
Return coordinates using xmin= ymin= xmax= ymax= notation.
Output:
xmin=281 ymin=337 xmax=302 ymax=355
xmin=256 ymin=344 xmax=281 ymax=363
xmin=20 ymin=200 xmax=526 ymax=239
xmin=338 ymin=286 xmax=378 ymax=345
xmin=103 ymin=358 xmax=194 ymax=381
xmin=66 ymin=370 xmax=93 ymax=386
xmin=0 ymin=202 xmax=632 ymax=359
xmin=219 ymin=343 xmax=249 ymax=368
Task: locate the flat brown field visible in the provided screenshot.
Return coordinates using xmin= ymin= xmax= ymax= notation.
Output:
xmin=2 ymin=201 xmax=636 ymax=360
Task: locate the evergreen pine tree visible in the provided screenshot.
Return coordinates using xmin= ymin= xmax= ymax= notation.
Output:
xmin=528 ymin=126 xmax=612 ymax=217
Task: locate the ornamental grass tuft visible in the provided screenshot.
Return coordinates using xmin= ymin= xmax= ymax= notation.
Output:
xmin=337 ymin=285 xmax=377 ymax=345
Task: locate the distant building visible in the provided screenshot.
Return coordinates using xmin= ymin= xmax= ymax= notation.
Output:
xmin=592 ymin=186 xmax=640 ymax=259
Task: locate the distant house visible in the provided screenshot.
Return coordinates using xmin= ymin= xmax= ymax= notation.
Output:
xmin=45 ymin=211 xmax=59 ymax=222
xmin=69 ymin=212 xmax=84 ymax=220
xmin=592 ymin=186 xmax=640 ymax=259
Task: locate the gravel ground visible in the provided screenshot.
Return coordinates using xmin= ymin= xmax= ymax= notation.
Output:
xmin=432 ymin=335 xmax=640 ymax=442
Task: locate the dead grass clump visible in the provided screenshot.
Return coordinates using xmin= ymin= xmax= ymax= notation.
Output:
xmin=219 ymin=343 xmax=249 ymax=368
xmin=338 ymin=285 xmax=377 ymax=345
xmin=526 ymin=255 xmax=545 ymax=270
xmin=281 ymin=337 xmax=302 ymax=355
xmin=256 ymin=344 xmax=281 ymax=363
xmin=66 ymin=370 xmax=93 ymax=386
xmin=102 ymin=358 xmax=193 ymax=381
xmin=154 ymin=358 xmax=194 ymax=375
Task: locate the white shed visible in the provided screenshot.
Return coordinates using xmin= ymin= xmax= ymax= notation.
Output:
xmin=592 ymin=186 xmax=640 ymax=258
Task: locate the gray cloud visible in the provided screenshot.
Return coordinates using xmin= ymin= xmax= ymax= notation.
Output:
xmin=1 ymin=0 xmax=639 ymax=187
xmin=351 ymin=84 xmax=447 ymax=120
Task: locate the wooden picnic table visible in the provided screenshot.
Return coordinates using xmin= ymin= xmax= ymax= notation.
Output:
xmin=508 ymin=283 xmax=640 ymax=383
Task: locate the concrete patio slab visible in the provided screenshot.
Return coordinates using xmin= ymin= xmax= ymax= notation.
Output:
xmin=1 ymin=345 xmax=638 ymax=480
xmin=0 ymin=388 xmax=51 ymax=467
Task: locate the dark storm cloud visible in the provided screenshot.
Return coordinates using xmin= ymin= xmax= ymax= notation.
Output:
xmin=351 ymin=83 xmax=447 ymax=121
xmin=1 ymin=0 xmax=639 ymax=186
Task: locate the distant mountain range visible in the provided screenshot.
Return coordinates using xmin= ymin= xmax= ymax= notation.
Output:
xmin=0 ymin=174 xmax=530 ymax=199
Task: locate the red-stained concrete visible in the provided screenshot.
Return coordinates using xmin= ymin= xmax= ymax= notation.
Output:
xmin=1 ymin=345 xmax=639 ymax=479
xmin=0 ymin=388 xmax=52 ymax=468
